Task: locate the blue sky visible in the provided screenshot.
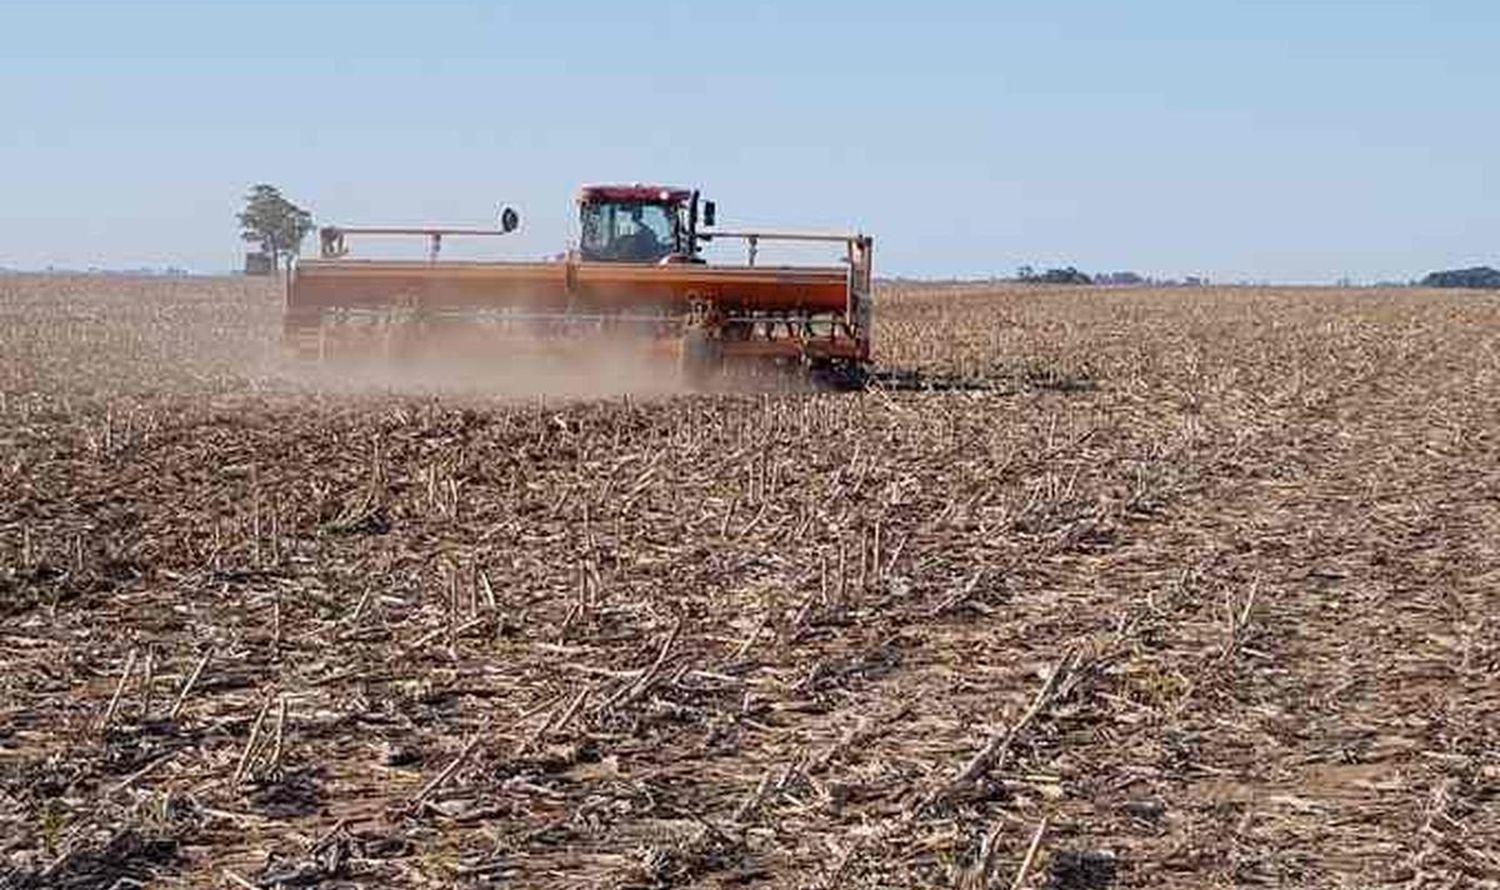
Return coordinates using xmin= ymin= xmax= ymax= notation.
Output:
xmin=2 ymin=0 xmax=1496 ymax=281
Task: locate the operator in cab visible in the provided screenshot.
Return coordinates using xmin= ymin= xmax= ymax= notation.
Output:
xmin=616 ymin=206 xmax=668 ymax=262
xmin=579 ymin=196 xmax=677 ymax=263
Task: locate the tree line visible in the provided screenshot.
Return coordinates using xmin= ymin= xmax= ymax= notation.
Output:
xmin=1420 ymin=267 xmax=1500 ymax=288
xmin=1015 ymin=266 xmax=1208 ymax=286
xmin=232 ymin=183 xmax=1496 ymax=290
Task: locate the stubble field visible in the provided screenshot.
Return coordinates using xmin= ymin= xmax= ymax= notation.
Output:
xmin=1 ymin=274 xmax=1497 ymax=889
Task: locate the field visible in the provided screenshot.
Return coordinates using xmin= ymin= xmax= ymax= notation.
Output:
xmin=1 ymin=274 xmax=1497 ymax=889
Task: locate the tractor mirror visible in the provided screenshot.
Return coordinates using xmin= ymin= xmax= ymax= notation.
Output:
xmin=499 ymin=206 xmax=520 ymax=233
xmin=702 ymin=201 xmax=716 ymax=227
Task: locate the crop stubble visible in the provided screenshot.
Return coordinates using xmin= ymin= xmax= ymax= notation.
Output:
xmin=1 ymin=275 xmax=1497 ymax=888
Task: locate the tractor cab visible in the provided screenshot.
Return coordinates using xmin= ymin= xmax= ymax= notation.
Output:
xmin=576 ymin=185 xmax=714 ymax=263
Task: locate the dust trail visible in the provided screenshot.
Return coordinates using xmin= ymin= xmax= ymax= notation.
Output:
xmin=265 ymin=323 xmax=834 ymax=399
xmin=269 ymin=330 xmax=702 ymax=399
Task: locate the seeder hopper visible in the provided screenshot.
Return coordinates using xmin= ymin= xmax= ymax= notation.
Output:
xmin=285 ymin=185 xmax=873 ymax=388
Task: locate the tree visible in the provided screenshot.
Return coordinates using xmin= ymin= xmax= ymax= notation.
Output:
xmin=1420 ymin=266 xmax=1500 ymax=289
xmin=237 ymin=184 xmax=313 ymax=271
xmin=1036 ymin=266 xmax=1093 ymax=285
xmin=1017 ymin=264 xmax=1094 ymax=284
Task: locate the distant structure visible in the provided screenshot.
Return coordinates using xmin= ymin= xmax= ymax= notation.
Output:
xmin=244 ymin=251 xmax=274 ymax=276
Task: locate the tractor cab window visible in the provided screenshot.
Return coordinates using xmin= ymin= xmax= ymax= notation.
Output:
xmin=580 ymin=202 xmax=679 ymax=262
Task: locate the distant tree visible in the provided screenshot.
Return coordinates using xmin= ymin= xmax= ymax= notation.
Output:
xmin=1036 ymin=266 xmax=1093 ymax=285
xmin=237 ymin=184 xmax=313 ymax=271
xmin=1016 ymin=265 xmax=1093 ymax=285
xmin=1420 ymin=266 xmax=1500 ymax=289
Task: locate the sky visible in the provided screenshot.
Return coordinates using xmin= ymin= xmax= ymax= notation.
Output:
xmin=1 ymin=0 xmax=1496 ymax=282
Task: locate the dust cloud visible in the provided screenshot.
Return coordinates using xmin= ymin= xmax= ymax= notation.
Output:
xmin=271 ymin=329 xmax=705 ymax=400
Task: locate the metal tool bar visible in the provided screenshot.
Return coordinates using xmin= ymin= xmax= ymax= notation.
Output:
xmin=702 ymin=230 xmax=866 ymax=243
xmin=319 ymin=225 xmax=518 ymax=261
xmin=699 ymin=230 xmax=869 ymax=267
xmin=328 ymin=227 xmax=517 ymax=237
